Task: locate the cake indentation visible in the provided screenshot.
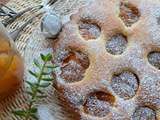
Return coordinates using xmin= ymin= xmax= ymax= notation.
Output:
xmin=111 ymin=71 xmax=139 ymax=99
xmin=119 ymin=1 xmax=140 ymax=27
xmin=106 ymin=33 xmax=127 ymax=55
xmin=79 ymin=21 xmax=101 ymax=40
xmin=131 ymin=107 xmax=156 ymax=120
xmin=83 ymin=91 xmax=115 ymax=117
xmin=148 ymin=51 xmax=160 ymax=70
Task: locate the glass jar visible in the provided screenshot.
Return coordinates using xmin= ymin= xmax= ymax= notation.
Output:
xmin=0 ymin=22 xmax=24 ymax=100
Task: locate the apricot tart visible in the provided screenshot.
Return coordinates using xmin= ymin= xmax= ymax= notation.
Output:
xmin=52 ymin=0 xmax=160 ymax=119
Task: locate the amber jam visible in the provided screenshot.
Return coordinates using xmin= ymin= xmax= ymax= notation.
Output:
xmin=0 ymin=23 xmax=24 ymax=100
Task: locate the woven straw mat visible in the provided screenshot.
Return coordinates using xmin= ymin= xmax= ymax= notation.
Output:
xmin=0 ymin=0 xmax=88 ymax=119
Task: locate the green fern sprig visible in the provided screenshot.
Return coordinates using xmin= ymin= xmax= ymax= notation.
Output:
xmin=13 ymin=53 xmax=57 ymax=120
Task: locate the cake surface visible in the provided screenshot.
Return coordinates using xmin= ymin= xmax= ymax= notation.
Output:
xmin=52 ymin=0 xmax=160 ymax=119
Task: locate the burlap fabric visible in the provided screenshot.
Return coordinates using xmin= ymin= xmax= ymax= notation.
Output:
xmin=0 ymin=0 xmax=87 ymax=119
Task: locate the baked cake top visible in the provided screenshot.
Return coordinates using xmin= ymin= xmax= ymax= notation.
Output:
xmin=53 ymin=0 xmax=160 ymax=119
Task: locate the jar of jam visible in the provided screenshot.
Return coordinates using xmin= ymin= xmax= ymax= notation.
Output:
xmin=0 ymin=23 xmax=24 ymax=100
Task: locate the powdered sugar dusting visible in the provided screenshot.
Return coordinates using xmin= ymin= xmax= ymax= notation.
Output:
xmin=148 ymin=51 xmax=160 ymax=69
xmin=79 ymin=22 xmax=101 ymax=40
xmin=146 ymin=4 xmax=160 ymax=45
xmin=53 ymin=0 xmax=160 ymax=119
xmin=119 ymin=1 xmax=140 ymax=27
xmin=111 ymin=71 xmax=139 ymax=100
xmin=54 ymin=49 xmax=89 ymax=83
xmin=83 ymin=92 xmax=115 ymax=117
xmin=137 ymin=73 xmax=160 ymax=109
xmin=106 ymin=34 xmax=127 ymax=55
xmin=131 ymin=107 xmax=156 ymax=120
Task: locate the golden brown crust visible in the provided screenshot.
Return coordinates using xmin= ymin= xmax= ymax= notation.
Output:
xmin=53 ymin=0 xmax=160 ymax=119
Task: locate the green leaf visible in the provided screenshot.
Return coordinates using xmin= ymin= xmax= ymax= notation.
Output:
xmin=42 ymin=77 xmax=53 ymax=81
xmin=40 ymin=53 xmax=52 ymax=62
xmin=12 ymin=52 xmax=55 ymax=120
xmin=26 ymin=81 xmax=34 ymax=87
xmin=37 ymin=89 xmax=44 ymax=94
xmin=40 ymin=54 xmax=46 ymax=62
xmin=45 ymin=53 xmax=52 ymax=61
xmin=45 ymin=65 xmax=58 ymax=69
xmin=29 ymin=107 xmax=37 ymax=113
xmin=42 ymin=71 xmax=52 ymax=75
xmin=26 ymin=81 xmax=37 ymax=93
xmin=33 ymin=59 xmax=41 ymax=68
xmin=29 ymin=70 xmax=39 ymax=78
xmin=12 ymin=110 xmax=26 ymax=117
xmin=39 ymin=83 xmax=51 ymax=88
xmin=31 ymin=85 xmax=38 ymax=93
